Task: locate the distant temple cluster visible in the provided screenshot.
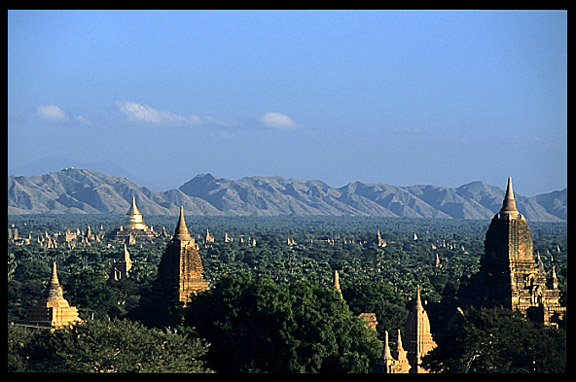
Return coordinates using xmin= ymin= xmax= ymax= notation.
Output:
xmin=9 ymin=223 xmax=106 ymax=249
xmin=13 ymin=178 xmax=566 ymax=373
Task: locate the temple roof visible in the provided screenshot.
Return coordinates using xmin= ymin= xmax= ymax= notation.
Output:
xmin=500 ymin=177 xmax=518 ymax=214
xmin=173 ymin=206 xmax=192 ymax=241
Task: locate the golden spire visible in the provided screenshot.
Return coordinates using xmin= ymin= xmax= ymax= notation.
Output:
xmin=47 ymin=262 xmax=64 ymax=300
xmin=500 ymin=177 xmax=519 ymax=217
xmin=128 ymin=195 xmax=141 ymax=216
xmin=383 ymin=331 xmax=393 ymax=360
xmin=124 ymin=196 xmax=148 ymax=230
xmin=173 ymin=206 xmax=192 ymax=241
xmin=334 ymin=270 xmax=343 ymax=298
xmin=392 ymin=328 xmax=407 ymax=360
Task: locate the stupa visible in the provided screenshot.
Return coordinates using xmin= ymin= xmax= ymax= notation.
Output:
xmin=19 ymin=263 xmax=81 ymax=330
xmin=111 ymin=196 xmax=156 ymax=241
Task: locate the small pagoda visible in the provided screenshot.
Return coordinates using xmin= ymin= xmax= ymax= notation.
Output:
xmin=19 ymin=263 xmax=81 ymax=330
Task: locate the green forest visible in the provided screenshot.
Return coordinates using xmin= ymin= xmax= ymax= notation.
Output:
xmin=7 ymin=215 xmax=567 ymax=373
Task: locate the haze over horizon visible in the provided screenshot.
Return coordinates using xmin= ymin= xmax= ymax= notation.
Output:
xmin=8 ymin=10 xmax=567 ymax=196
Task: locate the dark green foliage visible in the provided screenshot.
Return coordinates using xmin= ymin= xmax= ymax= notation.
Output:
xmin=422 ymin=307 xmax=566 ymax=373
xmin=7 ymin=319 xmax=212 ymax=373
xmin=186 ymin=273 xmax=382 ymax=373
xmin=341 ymin=281 xmax=408 ymax=339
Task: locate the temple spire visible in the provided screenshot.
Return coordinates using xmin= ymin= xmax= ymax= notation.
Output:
xmin=334 ymin=270 xmax=343 ymax=298
xmin=49 ymin=262 xmax=60 ymax=287
xmin=128 ymin=196 xmax=141 ymax=216
xmin=47 ymin=262 xmax=64 ymax=300
xmin=383 ymin=331 xmax=393 ymax=360
xmin=500 ymin=177 xmax=518 ymax=216
xmin=173 ymin=206 xmax=192 ymax=241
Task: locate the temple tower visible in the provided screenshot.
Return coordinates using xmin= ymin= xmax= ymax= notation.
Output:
xmin=129 ymin=207 xmax=208 ymax=326
xmin=132 ymin=207 xmax=209 ymax=326
xmin=154 ymin=206 xmax=209 ymax=304
xmin=459 ymin=177 xmax=565 ymax=326
xmin=377 ymin=330 xmax=410 ymax=373
xmin=403 ymin=285 xmax=437 ymax=373
xmin=19 ymin=263 xmax=81 ymax=330
xmin=110 ymin=244 xmax=133 ymax=281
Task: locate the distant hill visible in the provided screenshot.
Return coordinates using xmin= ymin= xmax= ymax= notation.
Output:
xmin=8 ymin=168 xmax=566 ymax=222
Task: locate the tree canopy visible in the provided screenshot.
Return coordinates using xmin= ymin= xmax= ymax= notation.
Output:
xmin=185 ymin=273 xmax=382 ymax=373
xmin=422 ymin=307 xmax=566 ymax=373
xmin=8 ymin=319 xmax=212 ymax=373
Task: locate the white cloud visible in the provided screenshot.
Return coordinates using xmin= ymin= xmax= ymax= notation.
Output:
xmin=74 ymin=115 xmax=93 ymax=125
xmin=116 ymin=101 xmax=220 ymax=127
xmin=36 ymin=105 xmax=69 ymax=122
xmin=116 ymin=101 xmax=188 ymax=125
xmin=259 ymin=112 xmax=297 ymax=129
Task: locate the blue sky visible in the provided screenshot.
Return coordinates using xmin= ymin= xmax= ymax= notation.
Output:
xmin=8 ymin=10 xmax=567 ymax=195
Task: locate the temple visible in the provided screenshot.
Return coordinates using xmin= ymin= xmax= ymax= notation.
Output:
xmin=458 ymin=177 xmax=565 ymax=327
xmin=19 ymin=263 xmax=81 ymax=330
xmin=377 ymin=286 xmax=436 ymax=373
xmin=378 ymin=330 xmax=411 ymax=373
xmin=403 ymin=285 xmax=437 ymax=373
xmin=132 ymin=207 xmax=209 ymax=326
xmin=110 ymin=244 xmax=133 ymax=281
xmin=110 ymin=196 xmax=156 ymax=241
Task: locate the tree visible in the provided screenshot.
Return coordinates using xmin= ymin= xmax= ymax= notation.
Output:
xmin=185 ymin=273 xmax=382 ymax=373
xmin=8 ymin=319 xmax=212 ymax=373
xmin=422 ymin=307 xmax=566 ymax=373
xmin=341 ymin=281 xmax=408 ymax=339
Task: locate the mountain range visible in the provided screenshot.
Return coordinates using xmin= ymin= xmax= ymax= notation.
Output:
xmin=8 ymin=168 xmax=566 ymax=222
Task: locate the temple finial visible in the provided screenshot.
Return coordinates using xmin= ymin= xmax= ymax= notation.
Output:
xmin=173 ymin=206 xmax=192 ymax=241
xmin=416 ymin=285 xmax=423 ymax=310
xmin=500 ymin=177 xmax=518 ymax=214
xmin=383 ymin=330 xmax=393 ymax=360
xmin=47 ymin=262 xmax=64 ymax=300
xmin=129 ymin=196 xmax=140 ymax=214
xmin=396 ymin=329 xmax=405 ymax=352
xmin=50 ymin=262 xmax=60 ymax=286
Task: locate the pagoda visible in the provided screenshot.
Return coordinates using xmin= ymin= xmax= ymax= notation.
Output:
xmin=19 ymin=263 xmax=81 ymax=330
xmin=403 ymin=285 xmax=437 ymax=373
xmin=132 ymin=207 xmax=209 ymax=326
xmin=111 ymin=196 xmax=156 ymax=241
xmin=377 ymin=330 xmax=411 ymax=373
xmin=378 ymin=286 xmax=436 ymax=373
xmin=459 ymin=177 xmax=565 ymax=327
xmin=110 ymin=244 xmax=133 ymax=281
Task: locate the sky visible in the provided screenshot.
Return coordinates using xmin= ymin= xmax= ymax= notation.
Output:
xmin=8 ymin=10 xmax=567 ymax=196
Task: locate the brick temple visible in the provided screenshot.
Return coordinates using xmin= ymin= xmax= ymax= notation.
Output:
xmin=459 ymin=177 xmax=565 ymax=327
xmin=131 ymin=206 xmax=209 ymax=326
